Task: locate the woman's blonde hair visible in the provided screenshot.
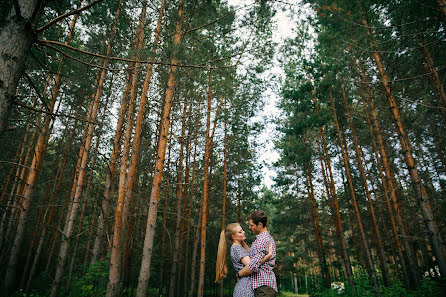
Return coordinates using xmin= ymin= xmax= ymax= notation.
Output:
xmin=215 ymin=223 xmax=240 ymax=283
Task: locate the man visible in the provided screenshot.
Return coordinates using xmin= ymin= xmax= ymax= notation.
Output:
xmin=237 ymin=210 xmax=277 ymax=297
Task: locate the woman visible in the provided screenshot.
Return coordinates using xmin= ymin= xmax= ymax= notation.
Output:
xmin=215 ymin=223 xmax=272 ymax=296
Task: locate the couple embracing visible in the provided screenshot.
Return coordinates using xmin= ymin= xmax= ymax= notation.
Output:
xmin=215 ymin=210 xmax=277 ymax=297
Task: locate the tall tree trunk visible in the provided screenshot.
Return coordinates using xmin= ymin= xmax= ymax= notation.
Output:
xmin=218 ymin=114 xmax=228 ymax=297
xmin=418 ymin=33 xmax=446 ymax=124
xmin=158 ymin=125 xmax=173 ymax=297
xmin=363 ymin=17 xmax=446 ymax=280
xmin=339 ymin=81 xmax=391 ymax=287
xmin=0 ymin=0 xmax=43 ymax=135
xmin=2 ymin=13 xmax=78 ymax=292
xmin=168 ymin=90 xmax=188 ymax=297
xmin=308 ymin=73 xmax=354 ymax=287
xmin=188 ymin=202 xmax=203 ymax=297
xmin=135 ymin=1 xmax=185 ymax=295
xmin=329 ymin=86 xmax=379 ymax=293
xmin=106 ymin=3 xmax=147 ymax=295
xmin=357 ymin=59 xmax=411 ymax=287
xmin=50 ymin=3 xmax=122 ymax=295
xmin=197 ymin=74 xmax=226 ymax=297
xmin=305 ymin=164 xmax=330 ymax=288
xmin=67 ymin=83 xmax=111 ymax=289
xmin=185 ymin=107 xmax=200 ymax=297
xmin=90 ymin=0 xmax=135 ymax=265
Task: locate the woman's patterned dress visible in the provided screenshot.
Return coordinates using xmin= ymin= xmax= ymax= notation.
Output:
xmin=230 ymin=244 xmax=255 ymax=297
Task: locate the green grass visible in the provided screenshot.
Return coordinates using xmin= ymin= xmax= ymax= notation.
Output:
xmin=278 ymin=291 xmax=310 ymax=297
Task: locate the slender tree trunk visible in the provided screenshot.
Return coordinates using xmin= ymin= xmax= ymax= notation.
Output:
xmin=363 ymin=17 xmax=446 ymax=280
xmin=106 ymin=3 xmax=147 ymax=296
xmin=307 ymin=73 xmax=354 ymax=287
xmin=50 ymin=4 xmax=122 ymax=294
xmin=135 ymin=1 xmax=185 ymax=295
xmin=340 ymin=81 xmax=391 ymax=287
xmin=158 ymin=125 xmax=173 ymax=297
xmin=305 ymin=164 xmax=330 ymax=288
xmin=45 ymin=180 xmax=72 ymax=274
xmin=83 ymin=205 xmax=97 ymax=264
xmin=168 ymin=90 xmax=188 ymax=297
xmin=185 ymin=107 xmax=200 ymax=297
xmin=90 ymin=0 xmax=132 ymax=265
xmin=67 ymin=83 xmax=111 ymax=289
xmin=418 ymin=33 xmax=446 ymax=123
xmin=198 ymin=70 xmax=218 ymax=297
xmin=218 ymin=114 xmax=228 ymax=296
xmin=188 ymin=202 xmax=203 ymax=297
xmin=2 ymin=13 xmax=78 ymax=292
xmin=357 ymin=59 xmax=411 ymax=287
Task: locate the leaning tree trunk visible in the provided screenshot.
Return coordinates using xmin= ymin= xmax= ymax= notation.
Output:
xmin=363 ymin=17 xmax=446 ymax=280
xmin=135 ymin=1 xmax=185 ymax=295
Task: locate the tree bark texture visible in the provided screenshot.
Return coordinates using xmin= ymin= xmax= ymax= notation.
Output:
xmin=0 ymin=0 xmax=42 ymax=136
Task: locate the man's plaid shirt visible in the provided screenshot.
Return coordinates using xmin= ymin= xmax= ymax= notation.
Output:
xmin=248 ymin=231 xmax=277 ymax=292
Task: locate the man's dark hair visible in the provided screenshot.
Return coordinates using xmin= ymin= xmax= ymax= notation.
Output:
xmin=247 ymin=210 xmax=267 ymax=227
